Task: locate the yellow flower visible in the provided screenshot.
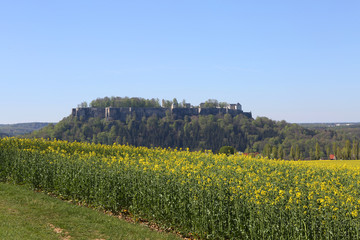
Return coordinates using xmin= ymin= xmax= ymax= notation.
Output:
xmin=351 ymin=210 xmax=358 ymax=218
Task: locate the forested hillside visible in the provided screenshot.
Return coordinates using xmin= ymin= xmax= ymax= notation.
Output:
xmin=0 ymin=122 xmax=50 ymax=137
xmin=26 ymin=97 xmax=360 ymax=160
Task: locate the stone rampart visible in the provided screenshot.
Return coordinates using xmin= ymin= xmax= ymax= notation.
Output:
xmin=72 ymin=107 xmax=105 ymax=120
xmin=198 ymin=108 xmax=226 ymax=116
xmin=71 ymin=106 xmax=252 ymax=121
xmin=171 ymin=108 xmax=199 ymax=119
xmin=105 ymin=107 xmax=131 ymax=121
xmin=133 ymin=108 xmax=167 ymax=119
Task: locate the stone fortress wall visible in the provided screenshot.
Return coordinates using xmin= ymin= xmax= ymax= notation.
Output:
xmin=72 ymin=103 xmax=252 ymax=121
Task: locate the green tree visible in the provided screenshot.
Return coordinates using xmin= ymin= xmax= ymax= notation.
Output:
xmin=309 ymin=148 xmax=314 ymax=160
xmin=162 ymin=99 xmax=172 ymax=108
xmin=78 ymin=101 xmax=88 ymax=108
xmin=219 ymin=102 xmax=228 ymax=108
xmin=277 ymin=145 xmax=284 ymax=159
xmin=351 ymin=140 xmax=359 ymax=160
xmin=344 ymin=140 xmax=351 ymax=160
xmin=219 ymin=146 xmax=235 ymax=155
xmin=109 ymin=125 xmax=118 ymax=143
xmin=271 ymin=146 xmax=278 ymax=159
xmin=289 ymin=145 xmax=295 ymax=160
xmin=332 ymin=142 xmax=337 ymax=155
xmin=203 ymin=99 xmax=219 ymax=108
xmin=295 ymin=145 xmax=300 ymax=160
xmin=336 ymin=146 xmax=342 ymax=160
xmin=181 ymin=99 xmax=186 ymax=108
xmin=351 ymin=140 xmax=357 ymax=160
xmin=315 ymin=142 xmax=321 ymax=160
xmin=326 ymin=146 xmax=331 ymax=159
xmin=263 ymin=144 xmax=271 ymax=158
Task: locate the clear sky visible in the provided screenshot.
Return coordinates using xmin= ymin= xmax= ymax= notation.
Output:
xmin=1 ymin=1 xmax=359 ymax=124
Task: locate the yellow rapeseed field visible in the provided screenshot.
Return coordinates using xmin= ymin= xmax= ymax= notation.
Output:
xmin=300 ymin=159 xmax=360 ymax=168
xmin=1 ymin=137 xmax=360 ymax=239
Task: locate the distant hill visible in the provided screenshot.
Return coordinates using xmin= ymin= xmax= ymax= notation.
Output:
xmin=0 ymin=122 xmax=53 ymax=137
xmin=25 ymin=97 xmax=360 ymax=160
xmin=299 ymin=122 xmax=360 ymax=130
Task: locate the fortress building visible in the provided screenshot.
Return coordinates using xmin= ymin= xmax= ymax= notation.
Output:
xmin=71 ymin=103 xmax=252 ymax=121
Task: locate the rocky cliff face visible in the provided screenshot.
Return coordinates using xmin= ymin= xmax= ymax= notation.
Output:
xmin=72 ymin=107 xmax=252 ymax=121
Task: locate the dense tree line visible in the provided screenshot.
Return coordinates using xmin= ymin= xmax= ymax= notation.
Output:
xmin=27 ymin=112 xmax=360 ymax=160
xmin=79 ymin=96 xmax=231 ymax=109
xmin=87 ymin=96 xmax=162 ymax=108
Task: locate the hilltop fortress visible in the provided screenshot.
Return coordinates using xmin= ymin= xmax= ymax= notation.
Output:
xmin=71 ymin=103 xmax=252 ymax=121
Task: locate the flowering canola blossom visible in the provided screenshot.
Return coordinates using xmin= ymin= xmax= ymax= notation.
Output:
xmin=1 ymin=137 xmax=360 ymax=239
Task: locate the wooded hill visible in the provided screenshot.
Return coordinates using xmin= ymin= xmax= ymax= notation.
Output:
xmin=27 ymin=97 xmax=360 ymax=160
xmin=0 ymin=122 xmax=51 ymax=137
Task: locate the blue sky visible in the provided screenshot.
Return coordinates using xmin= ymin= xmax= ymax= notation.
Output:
xmin=1 ymin=1 xmax=359 ymax=124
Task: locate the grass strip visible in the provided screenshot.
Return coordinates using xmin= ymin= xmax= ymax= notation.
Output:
xmin=0 ymin=182 xmax=181 ymax=240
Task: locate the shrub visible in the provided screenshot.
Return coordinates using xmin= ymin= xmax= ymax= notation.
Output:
xmin=219 ymin=146 xmax=235 ymax=155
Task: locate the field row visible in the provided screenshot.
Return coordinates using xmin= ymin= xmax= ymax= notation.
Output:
xmin=1 ymin=138 xmax=360 ymax=239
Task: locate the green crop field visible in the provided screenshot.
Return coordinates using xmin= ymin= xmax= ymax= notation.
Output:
xmin=1 ymin=137 xmax=360 ymax=239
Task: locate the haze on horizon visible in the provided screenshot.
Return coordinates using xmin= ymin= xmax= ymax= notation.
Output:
xmin=1 ymin=1 xmax=360 ymax=124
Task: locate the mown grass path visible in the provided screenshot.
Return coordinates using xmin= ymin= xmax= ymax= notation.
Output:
xmin=0 ymin=183 xmax=181 ymax=240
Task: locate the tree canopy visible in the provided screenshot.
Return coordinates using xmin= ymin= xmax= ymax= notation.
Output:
xmin=90 ymin=97 xmax=161 ymax=108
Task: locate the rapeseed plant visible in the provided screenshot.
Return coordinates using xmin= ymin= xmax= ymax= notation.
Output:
xmin=1 ymin=137 xmax=360 ymax=239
